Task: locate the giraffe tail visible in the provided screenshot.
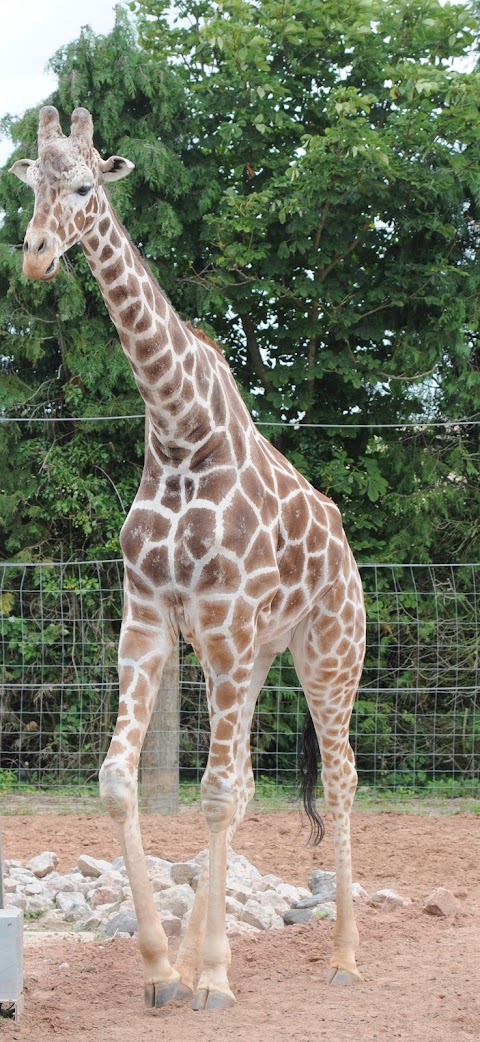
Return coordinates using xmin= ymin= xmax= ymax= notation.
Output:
xmin=298 ymin=708 xmax=325 ymax=845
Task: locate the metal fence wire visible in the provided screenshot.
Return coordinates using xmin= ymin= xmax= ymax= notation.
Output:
xmin=0 ymin=560 xmax=479 ymax=795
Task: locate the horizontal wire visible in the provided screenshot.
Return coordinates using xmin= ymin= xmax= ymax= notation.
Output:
xmin=1 ymin=414 xmax=480 ymax=429
xmin=1 ymin=559 xmax=478 ymax=568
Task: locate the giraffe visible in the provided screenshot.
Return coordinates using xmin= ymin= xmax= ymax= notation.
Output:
xmin=11 ymin=106 xmax=366 ymax=1010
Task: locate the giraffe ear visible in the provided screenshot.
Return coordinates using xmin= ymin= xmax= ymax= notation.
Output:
xmin=9 ymin=159 xmax=35 ymax=186
xmin=98 ymin=156 xmax=135 ymax=183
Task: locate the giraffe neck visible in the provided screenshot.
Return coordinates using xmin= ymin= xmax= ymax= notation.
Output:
xmin=81 ymin=192 xmax=226 ymax=458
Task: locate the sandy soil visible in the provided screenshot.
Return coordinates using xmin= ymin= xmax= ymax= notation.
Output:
xmin=1 ymin=808 xmax=479 ymax=1042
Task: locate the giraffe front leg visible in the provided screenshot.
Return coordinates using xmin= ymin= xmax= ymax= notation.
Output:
xmin=99 ymin=622 xmax=181 ymax=1008
xmin=175 ymin=650 xmax=274 ymax=1004
xmin=192 ymin=783 xmax=237 ymax=1011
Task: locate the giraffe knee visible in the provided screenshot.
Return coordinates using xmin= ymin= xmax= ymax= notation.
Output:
xmin=99 ymin=760 xmax=136 ymax=822
xmin=201 ymin=779 xmax=237 ymax=833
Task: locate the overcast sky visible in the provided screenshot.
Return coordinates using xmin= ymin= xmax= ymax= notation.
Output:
xmin=0 ymin=0 xmax=119 ymax=166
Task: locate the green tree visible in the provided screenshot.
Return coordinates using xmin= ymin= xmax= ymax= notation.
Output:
xmin=1 ymin=0 xmax=480 ymax=563
xmin=0 ymin=11 xmax=200 ymax=559
xmin=134 ymin=0 xmax=480 ymax=560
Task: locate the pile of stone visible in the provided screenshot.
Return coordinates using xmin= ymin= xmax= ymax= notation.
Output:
xmin=2 ymin=849 xmax=462 ymax=938
xmin=2 ymin=852 xmax=352 ymax=938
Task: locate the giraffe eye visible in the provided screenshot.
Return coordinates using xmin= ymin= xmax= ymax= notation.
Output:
xmin=77 ymin=185 xmax=91 ymax=196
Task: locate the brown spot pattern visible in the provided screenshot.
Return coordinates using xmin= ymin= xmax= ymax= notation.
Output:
xmin=22 ymin=119 xmax=366 ymax=994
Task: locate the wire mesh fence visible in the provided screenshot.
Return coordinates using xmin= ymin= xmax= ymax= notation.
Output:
xmin=1 ymin=559 xmax=479 ymax=797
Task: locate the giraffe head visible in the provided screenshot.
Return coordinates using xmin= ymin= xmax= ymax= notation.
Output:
xmin=10 ymin=106 xmax=134 ymax=282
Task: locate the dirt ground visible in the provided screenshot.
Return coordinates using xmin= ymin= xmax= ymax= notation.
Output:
xmin=1 ymin=808 xmax=480 ymax=1042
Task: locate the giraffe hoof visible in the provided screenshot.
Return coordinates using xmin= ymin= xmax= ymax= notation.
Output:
xmin=325 ymin=967 xmax=363 ymax=986
xmin=144 ymin=979 xmax=184 ymax=1008
xmin=175 ymin=981 xmax=195 ymax=1001
xmin=192 ymin=988 xmax=236 ymax=1011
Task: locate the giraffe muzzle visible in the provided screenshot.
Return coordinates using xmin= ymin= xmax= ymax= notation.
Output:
xmin=22 ymin=236 xmax=59 ymax=282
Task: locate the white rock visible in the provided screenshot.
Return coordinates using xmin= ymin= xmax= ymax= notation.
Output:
xmin=10 ymin=868 xmax=34 ymax=882
xmin=225 ymin=896 xmax=245 ymax=917
xmin=241 ymin=899 xmax=284 ymax=931
xmin=276 ymin=883 xmax=302 ymax=906
xmin=3 ymin=880 xmax=19 ymax=894
xmin=77 ymin=912 xmax=103 ymax=932
xmin=423 ymin=887 xmax=462 ymax=917
xmin=313 ymin=901 xmax=337 ymax=921
xmin=93 ymin=902 xmax=119 ymax=917
xmin=258 ymin=889 xmax=289 ymax=915
xmin=26 ymin=852 xmax=59 ymax=878
xmin=159 ymin=911 xmax=182 ymax=938
xmin=24 ymin=880 xmax=47 ymax=896
xmin=4 ymin=859 xmax=22 ymax=870
xmin=150 ymin=872 xmax=175 ymax=893
xmin=154 ymin=884 xmax=194 ymax=919
xmin=226 ymin=916 xmax=260 ymax=938
xmin=308 ymin=869 xmax=336 ymax=901
xmin=269 ymin=912 xmax=285 ymax=931
xmin=88 ymin=870 xmax=123 ymax=891
xmin=89 ymin=887 xmax=120 ymax=910
xmin=171 ymin=860 xmax=198 ymax=887
xmin=225 ymin=883 xmax=253 ymax=905
xmin=55 ymin=891 xmax=90 ymax=921
xmin=368 ymin=889 xmax=412 ymax=911
xmin=255 ymin=873 xmax=283 ymax=892
xmin=227 ymin=852 xmax=262 ymax=882
xmin=146 ymin=857 xmax=174 ymax=888
xmin=352 ymin=883 xmax=369 ymax=901
xmin=66 ymin=879 xmax=94 ymax=898
xmin=43 ymin=872 xmax=77 ymax=895
xmin=104 ymin=909 xmax=138 ymax=937
xmin=78 ymin=855 xmax=112 ymax=879
xmin=146 ymin=858 xmax=174 ymax=890
xmin=5 ymin=894 xmax=27 ymax=911
xmin=26 ymin=894 xmax=55 ymax=914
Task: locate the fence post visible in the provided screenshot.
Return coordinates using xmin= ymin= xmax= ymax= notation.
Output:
xmin=140 ymin=641 xmax=180 ymax=814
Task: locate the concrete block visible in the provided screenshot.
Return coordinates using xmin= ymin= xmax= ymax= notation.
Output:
xmin=0 ymin=908 xmax=24 ymax=1015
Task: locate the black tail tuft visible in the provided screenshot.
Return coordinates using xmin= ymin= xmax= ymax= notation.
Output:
xmin=298 ymin=708 xmax=324 ymax=845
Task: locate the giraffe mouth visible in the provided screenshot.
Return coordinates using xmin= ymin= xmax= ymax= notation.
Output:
xmin=40 ymin=257 xmax=59 ymax=282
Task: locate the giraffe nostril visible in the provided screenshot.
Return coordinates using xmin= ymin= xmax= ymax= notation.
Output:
xmin=37 ymin=240 xmax=46 ymax=254
xmin=23 ymin=240 xmax=29 ymax=253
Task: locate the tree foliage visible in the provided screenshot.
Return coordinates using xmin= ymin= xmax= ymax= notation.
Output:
xmin=0 ymin=1 xmax=479 ymax=564
xmin=134 ymin=0 xmax=480 ymax=560
xmin=0 ymin=12 xmax=199 ymax=558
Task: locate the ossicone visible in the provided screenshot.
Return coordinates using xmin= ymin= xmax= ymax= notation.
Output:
xmin=38 ymin=106 xmax=65 ymax=146
xmin=70 ymin=108 xmax=94 ymax=146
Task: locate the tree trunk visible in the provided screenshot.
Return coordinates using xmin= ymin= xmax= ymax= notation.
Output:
xmin=140 ymin=642 xmax=180 ymax=814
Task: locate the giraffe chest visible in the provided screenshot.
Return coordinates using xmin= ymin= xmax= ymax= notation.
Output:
xmin=120 ymin=501 xmax=217 ymax=586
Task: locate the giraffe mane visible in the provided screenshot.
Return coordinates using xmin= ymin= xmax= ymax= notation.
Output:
xmin=185 ymin=323 xmax=224 ymax=357
xmin=107 ymin=206 xmax=224 ymax=358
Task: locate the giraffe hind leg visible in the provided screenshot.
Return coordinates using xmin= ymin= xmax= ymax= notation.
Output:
xmin=290 ymin=554 xmax=366 ymax=985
